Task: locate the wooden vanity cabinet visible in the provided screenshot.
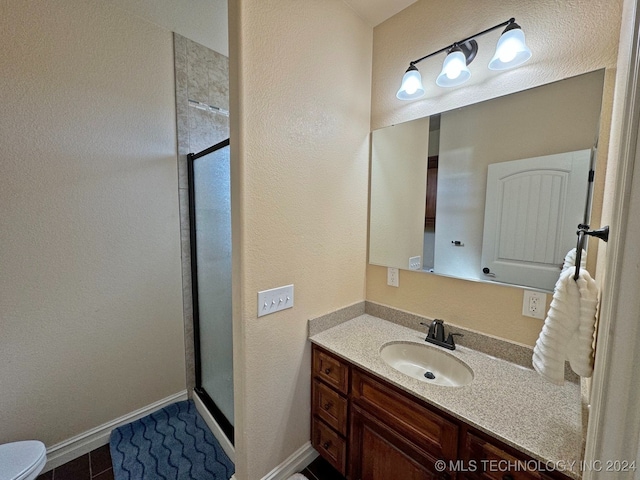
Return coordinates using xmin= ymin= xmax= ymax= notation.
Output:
xmin=310 ymin=345 xmax=570 ymax=480
xmin=350 ymin=405 xmax=449 ymax=480
xmin=311 ymin=346 xmax=350 ymax=475
xmin=458 ymin=429 xmax=558 ymax=480
xmin=350 ymin=368 xmax=457 ymax=480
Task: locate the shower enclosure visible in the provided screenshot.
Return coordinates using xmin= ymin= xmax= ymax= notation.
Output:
xmin=187 ymin=138 xmax=234 ymax=443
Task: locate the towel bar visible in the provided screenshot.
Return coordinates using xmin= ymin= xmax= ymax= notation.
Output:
xmin=575 ymin=224 xmax=609 ymax=280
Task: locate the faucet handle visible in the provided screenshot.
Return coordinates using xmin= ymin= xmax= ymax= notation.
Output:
xmin=446 ymin=332 xmax=464 ymax=347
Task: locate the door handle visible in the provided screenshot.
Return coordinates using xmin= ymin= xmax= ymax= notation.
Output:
xmin=482 ymin=267 xmax=496 ymax=277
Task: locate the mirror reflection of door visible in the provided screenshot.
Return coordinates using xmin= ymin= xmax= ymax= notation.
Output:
xmin=480 ymin=150 xmax=591 ymax=290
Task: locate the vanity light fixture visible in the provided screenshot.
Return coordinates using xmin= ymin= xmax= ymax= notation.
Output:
xmin=396 ymin=18 xmax=532 ymax=100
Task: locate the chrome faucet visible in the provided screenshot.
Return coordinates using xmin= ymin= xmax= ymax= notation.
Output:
xmin=420 ymin=319 xmax=463 ymax=350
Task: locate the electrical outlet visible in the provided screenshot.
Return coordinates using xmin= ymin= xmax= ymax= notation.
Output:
xmin=387 ymin=267 xmax=399 ymax=287
xmin=409 ymin=256 xmax=421 ymax=270
xmin=522 ymin=290 xmax=547 ymax=319
xmin=257 ymin=284 xmax=294 ymax=317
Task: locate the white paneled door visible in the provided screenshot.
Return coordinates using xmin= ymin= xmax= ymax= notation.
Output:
xmin=481 ymin=150 xmax=592 ymax=290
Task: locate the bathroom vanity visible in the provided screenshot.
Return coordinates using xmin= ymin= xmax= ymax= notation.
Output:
xmin=309 ymin=315 xmax=582 ymax=480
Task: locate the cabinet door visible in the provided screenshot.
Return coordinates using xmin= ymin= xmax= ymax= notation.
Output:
xmin=462 ymin=432 xmax=557 ymax=480
xmin=350 ymin=405 xmax=450 ymax=480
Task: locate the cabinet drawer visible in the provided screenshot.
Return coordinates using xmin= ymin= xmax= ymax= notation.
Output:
xmin=312 ymin=379 xmax=348 ymax=436
xmin=464 ymin=433 xmax=552 ymax=480
xmin=312 ymin=347 xmax=349 ymax=394
xmin=351 ymin=368 xmax=458 ymax=460
xmin=312 ymin=417 xmax=347 ymax=475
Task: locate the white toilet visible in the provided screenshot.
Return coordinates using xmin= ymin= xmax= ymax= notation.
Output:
xmin=0 ymin=441 xmax=46 ymax=480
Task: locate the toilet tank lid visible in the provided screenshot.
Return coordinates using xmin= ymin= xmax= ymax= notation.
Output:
xmin=0 ymin=441 xmax=46 ymax=480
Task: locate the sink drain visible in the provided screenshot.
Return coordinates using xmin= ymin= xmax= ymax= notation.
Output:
xmin=424 ymin=371 xmax=435 ymax=380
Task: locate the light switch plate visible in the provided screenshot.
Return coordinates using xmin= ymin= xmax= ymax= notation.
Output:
xmin=409 ymin=256 xmax=421 ymax=270
xmin=258 ymin=284 xmax=294 ymax=317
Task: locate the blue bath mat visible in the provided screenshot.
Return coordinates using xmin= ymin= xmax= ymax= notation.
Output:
xmin=110 ymin=400 xmax=234 ymax=480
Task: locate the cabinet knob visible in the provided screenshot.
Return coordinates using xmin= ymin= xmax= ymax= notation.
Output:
xmin=323 ymin=441 xmax=332 ymax=450
xmin=323 ymin=402 xmax=333 ymax=410
xmin=324 ymin=367 xmax=332 ymax=374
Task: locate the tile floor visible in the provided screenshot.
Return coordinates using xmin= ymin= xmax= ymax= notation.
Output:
xmin=37 ymin=444 xmax=113 ymax=480
xmin=36 ymin=445 xmax=339 ymax=480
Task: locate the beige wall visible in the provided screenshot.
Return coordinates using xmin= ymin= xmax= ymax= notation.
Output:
xmin=105 ymin=0 xmax=228 ymax=56
xmin=368 ymin=0 xmax=622 ymax=346
xmin=229 ymin=0 xmax=372 ymax=478
xmin=0 ymin=0 xmax=186 ymax=446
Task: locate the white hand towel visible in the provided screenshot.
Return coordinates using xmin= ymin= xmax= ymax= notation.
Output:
xmin=561 ymin=247 xmax=586 ymax=273
xmin=532 ymin=251 xmax=598 ymax=385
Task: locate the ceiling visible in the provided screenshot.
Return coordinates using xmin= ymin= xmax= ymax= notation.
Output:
xmin=342 ymin=0 xmax=418 ymax=27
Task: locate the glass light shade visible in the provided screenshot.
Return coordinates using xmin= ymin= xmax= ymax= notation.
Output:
xmin=488 ymin=27 xmax=532 ymax=70
xmin=396 ymin=66 xmax=425 ymax=100
xmin=436 ymin=50 xmax=471 ymax=87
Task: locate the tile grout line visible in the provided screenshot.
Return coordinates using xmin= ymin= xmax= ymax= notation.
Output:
xmin=92 ymin=467 xmax=113 ymax=478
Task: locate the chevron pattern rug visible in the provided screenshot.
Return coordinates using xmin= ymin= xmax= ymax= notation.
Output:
xmin=110 ymin=400 xmax=234 ymax=480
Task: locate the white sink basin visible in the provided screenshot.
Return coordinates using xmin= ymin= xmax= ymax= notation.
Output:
xmin=380 ymin=342 xmax=474 ymax=387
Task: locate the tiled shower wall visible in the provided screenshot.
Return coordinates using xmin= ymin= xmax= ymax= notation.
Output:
xmin=174 ymin=33 xmax=229 ymax=393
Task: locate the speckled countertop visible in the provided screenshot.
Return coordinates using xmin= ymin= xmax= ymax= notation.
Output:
xmin=310 ymin=314 xmax=582 ymax=478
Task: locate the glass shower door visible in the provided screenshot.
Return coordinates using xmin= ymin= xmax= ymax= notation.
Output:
xmin=188 ymin=139 xmax=234 ymax=442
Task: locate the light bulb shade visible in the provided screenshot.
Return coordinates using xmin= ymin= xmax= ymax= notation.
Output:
xmin=489 ymin=27 xmax=532 ymax=70
xmin=436 ymin=50 xmax=471 ymax=87
xmin=396 ymin=65 xmax=425 ymax=100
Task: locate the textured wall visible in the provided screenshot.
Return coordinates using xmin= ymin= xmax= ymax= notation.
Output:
xmin=105 ymin=0 xmax=228 ymax=56
xmin=367 ymin=0 xmax=622 ymax=346
xmin=0 ymin=0 xmax=186 ymax=445
xmin=229 ymin=0 xmax=372 ymax=478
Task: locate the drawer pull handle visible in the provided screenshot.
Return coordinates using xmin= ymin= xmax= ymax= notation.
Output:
xmin=324 ymin=367 xmax=332 ymax=374
xmin=323 ymin=402 xmax=333 ymax=410
xmin=323 ymin=441 xmax=332 ymax=449
xmin=502 ymin=475 xmax=514 ymax=480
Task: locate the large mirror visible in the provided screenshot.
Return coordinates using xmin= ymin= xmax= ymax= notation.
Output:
xmin=369 ymin=70 xmax=605 ymax=292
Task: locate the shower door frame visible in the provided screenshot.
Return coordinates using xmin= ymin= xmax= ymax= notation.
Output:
xmin=187 ymin=138 xmax=234 ymax=445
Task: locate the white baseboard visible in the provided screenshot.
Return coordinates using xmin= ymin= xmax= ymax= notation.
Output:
xmin=193 ymin=390 xmax=235 ymax=463
xmin=260 ymin=441 xmax=318 ymax=480
xmin=43 ymin=390 xmax=188 ymax=472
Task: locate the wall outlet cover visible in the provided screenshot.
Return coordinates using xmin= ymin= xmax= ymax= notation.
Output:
xmin=522 ymin=290 xmax=547 ymax=319
xmin=387 ymin=267 xmax=399 ymax=287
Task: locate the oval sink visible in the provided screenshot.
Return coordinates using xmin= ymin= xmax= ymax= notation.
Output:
xmin=380 ymin=342 xmax=474 ymax=387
